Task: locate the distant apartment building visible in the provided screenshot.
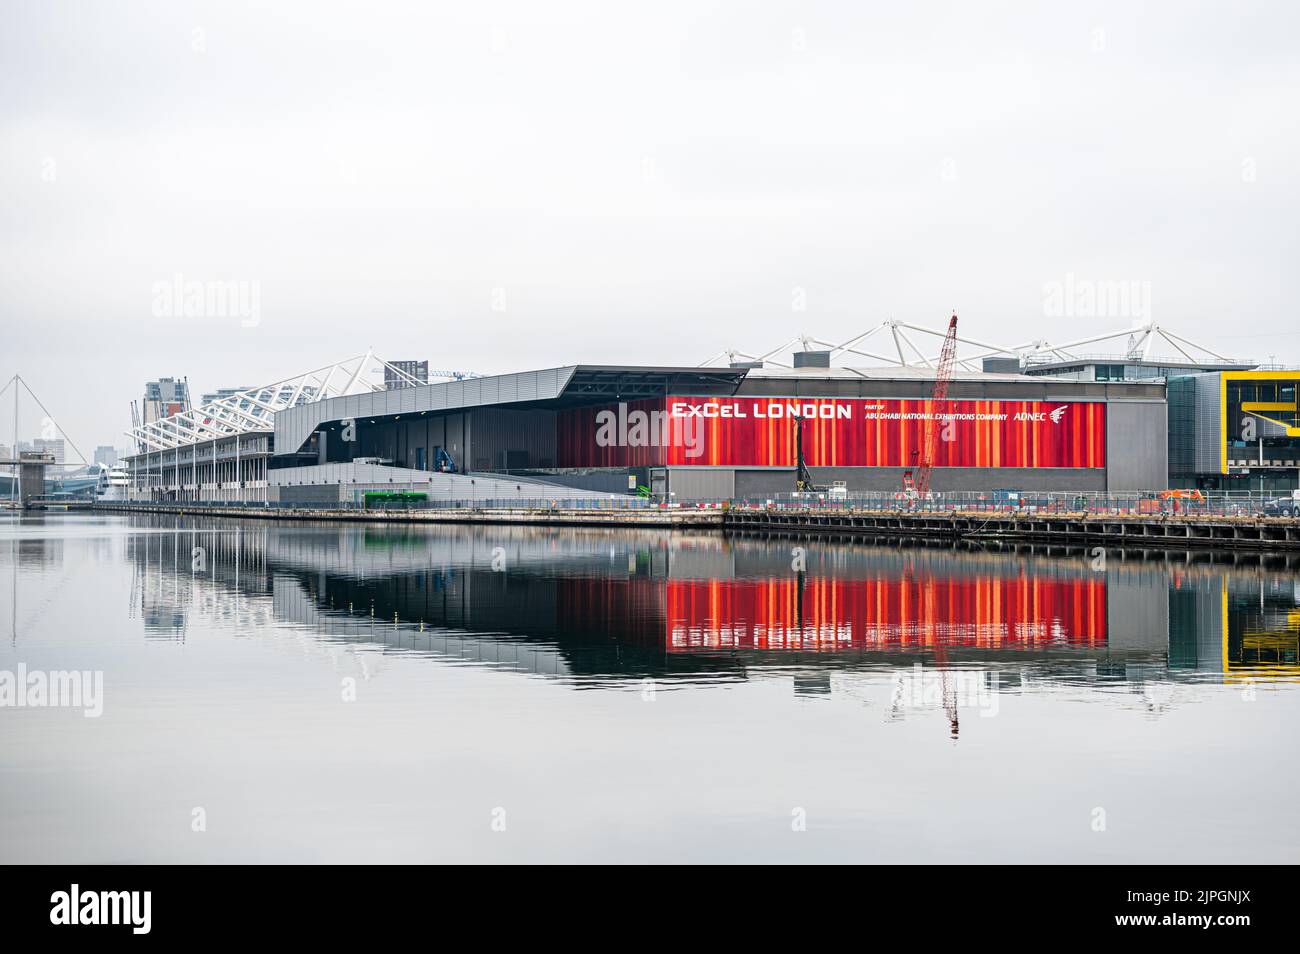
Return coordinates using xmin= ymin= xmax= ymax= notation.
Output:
xmin=199 ymin=386 xmax=253 ymax=406
xmin=385 ymin=360 xmax=429 ymax=390
xmin=94 ymin=445 xmax=119 ymax=467
xmin=142 ymin=377 xmax=190 ymax=424
xmin=34 ymin=437 xmax=65 ymax=463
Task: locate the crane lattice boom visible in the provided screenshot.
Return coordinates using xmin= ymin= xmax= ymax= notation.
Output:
xmin=909 ymin=313 xmax=959 ymax=500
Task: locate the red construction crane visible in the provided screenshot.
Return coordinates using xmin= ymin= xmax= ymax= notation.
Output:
xmin=902 ymin=313 xmax=959 ymax=501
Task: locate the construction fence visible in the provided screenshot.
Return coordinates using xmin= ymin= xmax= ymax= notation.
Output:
xmin=91 ymin=490 xmax=1300 ymax=519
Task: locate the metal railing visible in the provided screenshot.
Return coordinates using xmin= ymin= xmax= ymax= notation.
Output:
xmin=715 ymin=490 xmax=1298 ymax=518
xmin=91 ymin=490 xmax=1300 ymax=518
xmin=98 ymin=496 xmax=659 ymax=512
xmin=1020 ymin=352 xmax=1259 ymax=368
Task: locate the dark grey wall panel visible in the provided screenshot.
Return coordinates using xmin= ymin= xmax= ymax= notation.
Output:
xmin=278 ymin=483 xmax=343 ymax=504
xmin=466 ymin=408 xmax=559 ymax=470
xmin=735 ymin=469 xmax=798 ymax=498
xmin=666 ymin=468 xmax=735 ymax=500
xmin=1104 ymin=401 xmax=1167 ymax=491
xmin=808 ymin=465 xmax=1106 ymax=492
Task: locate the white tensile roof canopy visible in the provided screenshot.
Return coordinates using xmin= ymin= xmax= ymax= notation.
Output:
xmin=126 ymin=350 xmax=432 ymax=452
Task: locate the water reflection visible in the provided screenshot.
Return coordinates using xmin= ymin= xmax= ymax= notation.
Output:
xmin=102 ymin=516 xmax=1300 ymax=697
xmin=6 ymin=513 xmax=1300 ymax=863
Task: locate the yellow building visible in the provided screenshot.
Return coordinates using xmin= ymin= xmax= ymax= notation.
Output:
xmin=1168 ymin=370 xmax=1300 ymax=493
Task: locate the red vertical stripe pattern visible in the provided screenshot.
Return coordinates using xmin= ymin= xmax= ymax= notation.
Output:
xmin=557 ymin=396 xmax=1107 ymax=468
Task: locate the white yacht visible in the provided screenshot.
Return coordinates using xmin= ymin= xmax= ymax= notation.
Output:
xmin=96 ymin=462 xmax=130 ymax=501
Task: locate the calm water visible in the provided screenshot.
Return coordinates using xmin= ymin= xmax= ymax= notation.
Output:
xmin=1 ymin=512 xmax=1297 ymax=863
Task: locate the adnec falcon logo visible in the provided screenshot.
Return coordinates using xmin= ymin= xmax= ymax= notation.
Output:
xmin=1049 ymin=405 xmax=1068 ymax=423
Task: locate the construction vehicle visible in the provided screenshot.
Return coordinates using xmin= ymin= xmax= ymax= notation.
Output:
xmin=1158 ymin=488 xmax=1204 ymax=514
xmin=1134 ymin=488 xmax=1206 ymax=514
xmin=793 ymin=411 xmax=823 ymax=493
xmin=901 ymin=313 xmax=959 ymax=505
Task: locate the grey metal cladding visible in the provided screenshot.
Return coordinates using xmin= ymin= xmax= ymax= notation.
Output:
xmin=1194 ymin=373 xmax=1223 ymax=474
xmin=1104 ymin=400 xmax=1167 ymax=491
xmin=552 ymin=367 xmax=578 ymax=394
xmin=273 ymin=366 xmax=581 ymax=455
xmin=667 ymin=467 xmax=736 ymax=500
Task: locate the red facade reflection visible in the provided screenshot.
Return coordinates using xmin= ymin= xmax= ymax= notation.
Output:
xmin=666 ymin=576 xmax=1107 ymax=651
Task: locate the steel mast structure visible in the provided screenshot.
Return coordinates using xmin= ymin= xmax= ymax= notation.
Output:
xmin=700 ymin=319 xmax=1246 ymax=373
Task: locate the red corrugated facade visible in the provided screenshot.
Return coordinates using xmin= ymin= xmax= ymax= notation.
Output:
xmin=558 ymin=396 xmax=1106 ymax=468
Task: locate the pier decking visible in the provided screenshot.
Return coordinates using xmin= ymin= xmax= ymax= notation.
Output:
xmin=722 ymin=507 xmax=1300 ymax=551
xmin=81 ymin=501 xmax=1300 ymax=550
xmin=88 ymin=501 xmax=724 ymax=529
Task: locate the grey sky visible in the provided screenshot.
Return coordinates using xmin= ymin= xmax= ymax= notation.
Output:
xmin=2 ymin=0 xmax=1297 ymax=453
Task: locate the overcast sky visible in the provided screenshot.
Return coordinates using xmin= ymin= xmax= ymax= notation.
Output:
xmin=2 ymin=0 xmax=1297 ymax=454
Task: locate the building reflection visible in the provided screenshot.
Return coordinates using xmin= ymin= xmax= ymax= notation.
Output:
xmin=112 ymin=516 xmax=1300 ymax=693
xmin=1168 ymin=570 xmax=1300 ymax=679
xmin=5 ymin=514 xmax=66 ymax=570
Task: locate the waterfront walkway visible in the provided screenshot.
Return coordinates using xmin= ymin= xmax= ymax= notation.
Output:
xmin=83 ymin=501 xmax=1300 ymax=550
